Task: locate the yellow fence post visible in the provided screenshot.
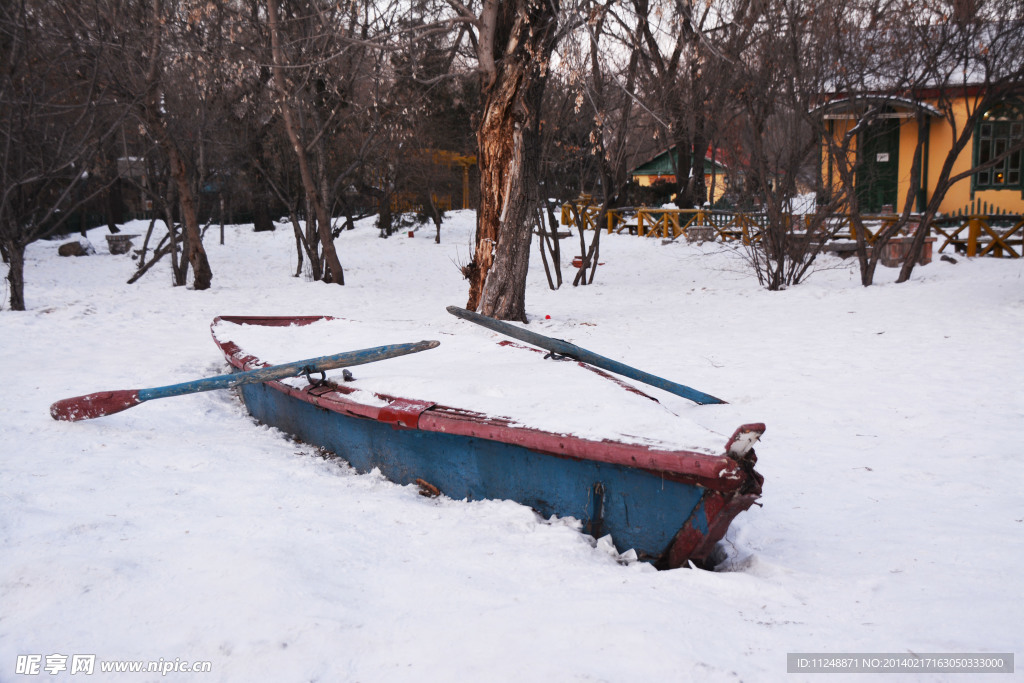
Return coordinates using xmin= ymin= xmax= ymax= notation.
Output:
xmin=967 ymin=217 xmax=982 ymax=257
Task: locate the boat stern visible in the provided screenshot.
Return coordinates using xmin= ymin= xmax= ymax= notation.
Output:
xmin=659 ymin=424 xmax=765 ymax=569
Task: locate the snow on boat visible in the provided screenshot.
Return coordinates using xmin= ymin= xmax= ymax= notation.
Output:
xmin=211 ymin=315 xmax=764 ymax=569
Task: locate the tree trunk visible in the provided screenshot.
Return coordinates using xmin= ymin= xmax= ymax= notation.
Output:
xmin=105 ymin=157 xmax=124 ymax=233
xmin=290 ymin=211 xmax=308 ymax=278
xmin=466 ymin=0 xmax=559 ymax=321
xmin=3 ymin=238 xmax=26 ymax=311
xmin=165 ymin=141 xmax=213 ymax=289
xmin=469 ymin=85 xmax=539 ymax=321
xmin=163 ymin=190 xmax=186 ymax=287
xmin=252 ymin=189 xmax=276 ymax=232
xmin=688 ymin=131 xmax=708 ymax=207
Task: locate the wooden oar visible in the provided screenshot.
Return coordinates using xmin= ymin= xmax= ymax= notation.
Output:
xmin=50 ymin=340 xmax=441 ymax=422
xmin=446 ymin=305 xmax=725 ymax=405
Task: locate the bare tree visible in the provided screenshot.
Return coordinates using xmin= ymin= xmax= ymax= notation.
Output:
xmin=728 ymin=0 xmax=850 ymax=290
xmin=0 ymin=0 xmax=125 ymax=310
xmin=265 ymin=0 xmax=348 ymax=284
xmin=129 ymin=0 xmax=215 ymax=289
xmin=51 ymin=0 xmax=220 ymax=289
xmin=626 ymin=0 xmax=759 ymax=210
xmin=565 ymin=0 xmax=643 ymax=286
xmin=894 ymin=6 xmax=1024 ymax=282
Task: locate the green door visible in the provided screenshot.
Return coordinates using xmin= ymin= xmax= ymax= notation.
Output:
xmin=856 ymin=118 xmax=900 ymax=213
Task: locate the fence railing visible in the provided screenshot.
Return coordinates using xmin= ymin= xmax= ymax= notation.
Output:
xmin=559 ymin=202 xmax=1022 ymax=258
xmin=930 ymin=215 xmax=1024 ymax=257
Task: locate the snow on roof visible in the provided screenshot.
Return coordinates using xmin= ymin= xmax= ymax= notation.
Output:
xmin=811 ymin=96 xmax=943 ymax=119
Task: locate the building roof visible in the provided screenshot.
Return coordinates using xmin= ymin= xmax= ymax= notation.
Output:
xmin=630 ymin=146 xmax=728 ymax=178
xmin=811 ymin=95 xmax=943 ymax=120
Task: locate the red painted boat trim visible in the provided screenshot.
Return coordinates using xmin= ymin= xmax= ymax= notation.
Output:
xmin=379 ymin=399 xmax=435 ymax=429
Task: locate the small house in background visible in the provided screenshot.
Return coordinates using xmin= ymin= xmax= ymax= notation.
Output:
xmin=629 ymin=146 xmax=730 ymax=205
xmin=816 ymin=93 xmax=1024 ymax=216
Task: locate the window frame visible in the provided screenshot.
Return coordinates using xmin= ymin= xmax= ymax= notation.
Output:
xmin=973 ymin=101 xmax=1024 ymax=193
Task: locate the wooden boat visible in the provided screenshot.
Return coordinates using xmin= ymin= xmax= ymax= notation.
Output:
xmin=211 ymin=315 xmax=764 ymax=569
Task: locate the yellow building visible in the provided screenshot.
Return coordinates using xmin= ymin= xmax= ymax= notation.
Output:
xmin=818 ymin=93 xmax=1024 ymax=216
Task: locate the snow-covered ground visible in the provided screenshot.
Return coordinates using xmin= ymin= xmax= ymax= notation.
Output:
xmin=3 ymin=211 xmax=1022 ymax=681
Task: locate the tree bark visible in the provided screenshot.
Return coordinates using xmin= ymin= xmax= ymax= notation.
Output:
xmin=466 ymin=0 xmax=560 ymax=321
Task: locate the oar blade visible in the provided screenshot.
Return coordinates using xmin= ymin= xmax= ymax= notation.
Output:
xmin=50 ymin=390 xmax=142 ymax=422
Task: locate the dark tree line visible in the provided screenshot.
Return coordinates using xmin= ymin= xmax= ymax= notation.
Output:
xmin=3 ymin=0 xmax=1022 ymax=311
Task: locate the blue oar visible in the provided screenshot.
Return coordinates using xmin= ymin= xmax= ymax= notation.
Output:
xmin=50 ymin=340 xmax=441 ymax=421
xmin=446 ymin=306 xmax=725 ymax=405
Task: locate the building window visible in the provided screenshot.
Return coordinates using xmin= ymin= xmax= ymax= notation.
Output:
xmin=974 ymin=101 xmax=1024 ymax=190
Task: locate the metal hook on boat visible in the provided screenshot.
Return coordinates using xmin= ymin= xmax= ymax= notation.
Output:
xmin=304 ymin=367 xmax=328 ymax=387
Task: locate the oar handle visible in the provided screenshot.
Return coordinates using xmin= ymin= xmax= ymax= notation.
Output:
xmin=51 ymin=340 xmax=440 ymax=422
xmin=446 ymin=306 xmax=725 ymax=405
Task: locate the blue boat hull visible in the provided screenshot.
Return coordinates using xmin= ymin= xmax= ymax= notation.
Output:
xmin=240 ymin=380 xmax=711 ymax=558
xmin=215 ymin=316 xmax=764 ymax=569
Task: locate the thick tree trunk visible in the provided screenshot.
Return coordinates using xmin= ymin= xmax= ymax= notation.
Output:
xmin=466 ymin=0 xmax=559 ymax=321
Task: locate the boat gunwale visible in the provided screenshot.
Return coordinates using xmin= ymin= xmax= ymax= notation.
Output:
xmin=211 ymin=316 xmax=762 ymax=494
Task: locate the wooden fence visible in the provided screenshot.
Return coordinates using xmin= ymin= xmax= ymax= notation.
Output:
xmin=559 ymin=202 xmax=1022 ymax=258
xmin=929 ymin=215 xmax=1024 ymax=257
